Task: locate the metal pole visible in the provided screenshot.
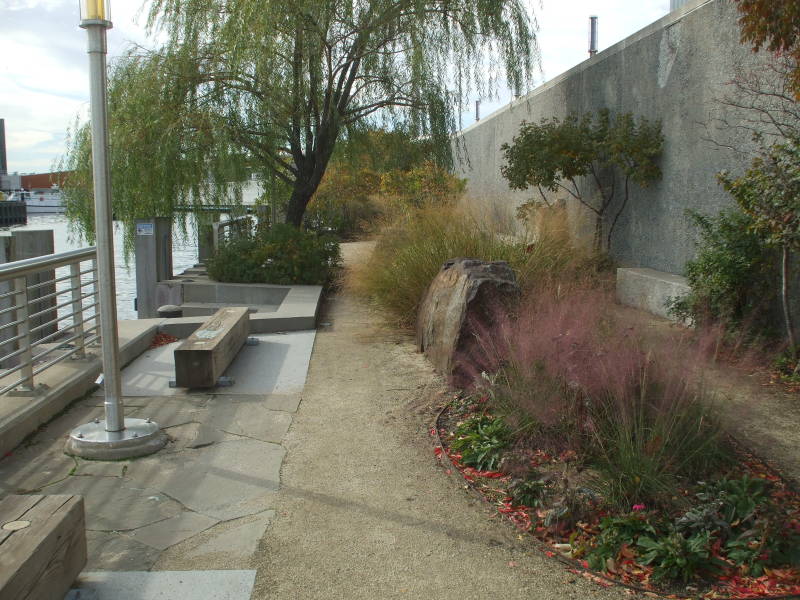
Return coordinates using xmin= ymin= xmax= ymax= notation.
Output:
xmin=589 ymin=16 xmax=598 ymax=57
xmin=66 ymin=11 xmax=166 ymax=460
xmin=83 ymin=20 xmax=123 ymax=432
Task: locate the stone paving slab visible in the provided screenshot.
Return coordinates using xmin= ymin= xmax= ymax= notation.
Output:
xmin=205 ymin=397 xmax=294 ymax=443
xmin=67 ymin=570 xmax=257 ymax=600
xmin=93 ymin=342 xmax=186 ymax=398
xmin=0 ymin=324 xmax=312 ymax=590
xmin=98 ymin=331 xmax=316 ymax=397
xmin=213 ymin=393 xmax=302 ymax=413
xmin=155 ymin=511 xmax=275 ymax=571
xmin=43 ymin=476 xmax=183 ymax=531
xmin=85 ymin=531 xmax=162 ymax=571
xmin=125 ymin=438 xmax=284 ymax=521
xmin=0 ymin=444 xmax=77 ymax=495
xmin=124 ymin=510 xmax=220 ymax=550
xmin=218 ymin=331 xmax=316 ymax=395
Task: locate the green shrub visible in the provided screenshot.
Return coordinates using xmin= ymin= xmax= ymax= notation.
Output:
xmin=508 ymin=477 xmax=548 ymax=508
xmin=696 ymin=475 xmax=770 ymax=524
xmin=638 ymin=530 xmax=723 ymax=582
xmin=450 ymin=414 xmax=511 ymax=471
xmin=587 ymin=514 xmax=657 ymax=571
xmin=501 ymin=110 xmax=663 ymax=252
xmin=207 ymin=224 xmax=341 ymax=285
xmin=669 ymin=209 xmax=777 ymax=332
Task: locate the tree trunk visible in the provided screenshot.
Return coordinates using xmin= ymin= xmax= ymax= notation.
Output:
xmin=286 ymin=186 xmax=314 ymax=227
xmin=781 ymin=245 xmax=797 ymax=356
xmin=593 ymin=215 xmax=603 ymax=253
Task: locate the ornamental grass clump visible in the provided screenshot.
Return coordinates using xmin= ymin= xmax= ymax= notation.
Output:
xmin=476 ymin=281 xmax=731 ymax=511
xmin=350 ymin=206 xmax=588 ymax=327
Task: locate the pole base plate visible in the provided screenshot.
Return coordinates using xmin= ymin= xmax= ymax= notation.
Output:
xmin=65 ymin=418 xmax=167 ymax=460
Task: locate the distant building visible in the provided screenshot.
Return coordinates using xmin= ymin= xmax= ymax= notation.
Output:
xmin=20 ymin=172 xmax=71 ymax=191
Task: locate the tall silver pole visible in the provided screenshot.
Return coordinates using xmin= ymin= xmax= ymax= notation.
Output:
xmin=83 ymin=20 xmax=124 ymax=432
xmin=66 ymin=15 xmax=167 ymax=459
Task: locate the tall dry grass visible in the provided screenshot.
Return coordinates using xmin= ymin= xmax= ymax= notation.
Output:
xmin=349 ymin=204 xmax=593 ymax=328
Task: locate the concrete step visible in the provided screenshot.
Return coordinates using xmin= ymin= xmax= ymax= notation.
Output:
xmin=616 ymin=267 xmax=690 ymax=321
xmin=178 ymin=302 xmax=274 ymax=317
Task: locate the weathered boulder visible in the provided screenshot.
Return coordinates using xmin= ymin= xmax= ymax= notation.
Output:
xmin=416 ymin=258 xmax=520 ymax=387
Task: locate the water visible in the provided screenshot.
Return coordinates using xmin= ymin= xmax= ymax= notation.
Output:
xmin=8 ymin=214 xmax=198 ymax=321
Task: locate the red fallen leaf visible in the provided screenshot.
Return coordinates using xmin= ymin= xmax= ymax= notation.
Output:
xmin=545 ymin=551 xmax=555 ymax=558
xmin=445 ymin=469 xmax=452 ymax=475
xmin=433 ymin=447 xmax=443 ymax=458
xmin=619 ymin=543 xmax=636 ymax=560
xmin=149 ymin=333 xmax=179 ymax=348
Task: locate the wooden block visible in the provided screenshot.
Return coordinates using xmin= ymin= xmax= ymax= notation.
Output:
xmin=174 ymin=306 xmax=250 ymax=388
xmin=0 ymin=494 xmax=87 ymax=600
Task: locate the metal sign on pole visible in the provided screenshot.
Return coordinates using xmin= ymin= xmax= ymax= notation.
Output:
xmin=66 ymin=0 xmax=166 ymax=459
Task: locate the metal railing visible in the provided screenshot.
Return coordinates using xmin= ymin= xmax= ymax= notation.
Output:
xmin=211 ymin=215 xmax=254 ymax=253
xmin=0 ymin=247 xmax=99 ymax=395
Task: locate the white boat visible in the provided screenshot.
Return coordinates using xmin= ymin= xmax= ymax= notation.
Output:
xmin=20 ymin=188 xmax=65 ymax=214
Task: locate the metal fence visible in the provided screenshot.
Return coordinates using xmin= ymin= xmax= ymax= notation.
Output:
xmin=0 ymin=247 xmax=99 ymax=395
xmin=211 ymin=215 xmax=254 ymax=253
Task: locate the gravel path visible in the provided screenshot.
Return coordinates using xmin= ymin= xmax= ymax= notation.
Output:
xmin=250 ymin=242 xmax=637 ymax=599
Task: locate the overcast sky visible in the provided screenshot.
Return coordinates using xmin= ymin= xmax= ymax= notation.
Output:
xmin=1 ymin=0 xmax=670 ymax=174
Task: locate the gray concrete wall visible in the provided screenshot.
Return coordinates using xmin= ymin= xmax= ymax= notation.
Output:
xmin=453 ymin=0 xmax=772 ymax=276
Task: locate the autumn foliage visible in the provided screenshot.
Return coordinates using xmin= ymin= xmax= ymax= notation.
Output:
xmin=735 ymin=0 xmax=800 ymax=98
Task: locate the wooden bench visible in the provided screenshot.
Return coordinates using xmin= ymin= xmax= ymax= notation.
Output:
xmin=0 ymin=495 xmax=87 ymax=600
xmin=174 ymin=306 xmax=250 ymax=388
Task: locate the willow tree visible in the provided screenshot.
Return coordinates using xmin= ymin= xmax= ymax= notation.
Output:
xmin=62 ymin=0 xmax=537 ymax=233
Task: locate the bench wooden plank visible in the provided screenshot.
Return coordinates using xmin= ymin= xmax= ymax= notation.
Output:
xmin=0 ymin=495 xmax=43 ymax=546
xmin=0 ymin=494 xmax=87 ymax=600
xmin=174 ymin=306 xmax=250 ymax=388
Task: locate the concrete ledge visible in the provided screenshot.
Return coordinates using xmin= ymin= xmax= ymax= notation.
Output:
xmin=157 ymin=283 xmax=322 ymax=337
xmin=0 ymin=320 xmax=159 ymax=457
xmin=616 ymin=267 xmax=690 ymax=320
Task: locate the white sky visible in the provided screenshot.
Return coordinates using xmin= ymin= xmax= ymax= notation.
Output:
xmin=1 ymin=0 xmax=670 ymax=174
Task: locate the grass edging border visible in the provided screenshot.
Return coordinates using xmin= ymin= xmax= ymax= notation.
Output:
xmin=431 ymin=400 xmax=800 ymax=600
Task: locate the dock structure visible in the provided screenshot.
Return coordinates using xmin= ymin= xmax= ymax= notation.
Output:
xmin=0 ymin=202 xmax=26 ymax=226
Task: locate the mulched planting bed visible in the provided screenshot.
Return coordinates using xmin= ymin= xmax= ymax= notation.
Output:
xmin=433 ymin=395 xmax=800 ymax=600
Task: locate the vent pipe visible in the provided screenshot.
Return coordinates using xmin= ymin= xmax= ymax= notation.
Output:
xmin=589 ymin=16 xmax=598 ymax=57
xmin=475 ymin=100 xmax=480 ymax=121
xmin=0 ymin=119 xmax=7 ymax=176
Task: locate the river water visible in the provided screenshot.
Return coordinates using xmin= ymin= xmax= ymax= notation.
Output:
xmin=6 ymin=214 xmax=198 ymax=321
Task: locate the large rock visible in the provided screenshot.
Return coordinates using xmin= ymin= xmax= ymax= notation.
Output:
xmin=416 ymin=258 xmax=520 ymax=386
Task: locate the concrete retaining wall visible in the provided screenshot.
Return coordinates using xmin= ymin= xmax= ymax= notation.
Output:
xmin=453 ymin=0 xmax=773 ymax=276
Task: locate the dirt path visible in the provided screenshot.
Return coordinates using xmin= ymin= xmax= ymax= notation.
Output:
xmin=250 ymin=242 xmax=635 ymax=599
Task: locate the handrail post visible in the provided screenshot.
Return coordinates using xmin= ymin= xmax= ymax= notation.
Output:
xmin=69 ymin=262 xmax=86 ymax=359
xmin=212 ymin=221 xmax=222 ymax=254
xmin=14 ymin=276 xmax=34 ymax=391
xmin=90 ymin=258 xmax=100 ymax=346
